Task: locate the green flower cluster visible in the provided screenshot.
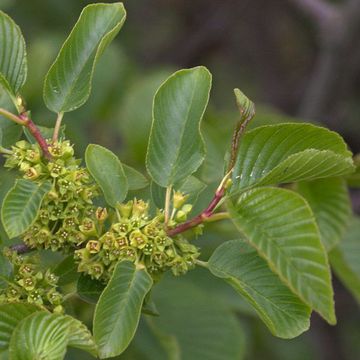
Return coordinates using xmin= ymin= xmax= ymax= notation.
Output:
xmin=4 ymin=140 xmax=200 ymax=282
xmin=0 ymin=248 xmax=63 ymax=312
xmin=75 ymin=199 xmax=200 ymax=282
xmin=5 ymin=140 xmax=98 ymax=251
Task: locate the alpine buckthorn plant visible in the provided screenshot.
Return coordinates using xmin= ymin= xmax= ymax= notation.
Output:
xmin=0 ymin=2 xmax=359 ymax=359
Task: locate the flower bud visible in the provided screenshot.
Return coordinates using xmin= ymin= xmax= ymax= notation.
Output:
xmin=175 ymin=210 xmax=187 ymax=222
xmin=96 ymin=207 xmax=108 ymax=222
xmin=173 ymin=191 xmax=188 ymax=209
xmin=19 ymin=161 xmax=31 ymax=172
xmin=132 ymin=199 xmax=148 ymax=218
xmin=181 ymin=204 xmax=193 ymax=214
xmin=116 ymin=201 xmax=133 ymax=219
xmin=74 ymin=248 xmax=90 ymax=261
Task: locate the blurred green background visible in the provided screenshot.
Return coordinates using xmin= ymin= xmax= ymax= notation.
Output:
xmin=0 ymin=0 xmax=359 ymax=359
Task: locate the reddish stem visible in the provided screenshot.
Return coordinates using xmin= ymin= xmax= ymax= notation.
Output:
xmin=20 ymin=114 xmax=51 ymax=160
xmin=167 ymin=187 xmax=225 ymax=237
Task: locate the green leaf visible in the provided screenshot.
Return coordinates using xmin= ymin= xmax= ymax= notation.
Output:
xmin=123 ymin=318 xmax=180 ymax=360
xmin=0 ymin=10 xmax=27 ymax=99
xmin=123 ymin=164 xmax=149 ymax=191
xmin=77 ymin=274 xmax=105 ymax=304
xmin=1 ymin=180 xmax=51 ymax=239
xmin=0 ymin=303 xmax=40 ymax=351
xmin=0 ymin=89 xmax=22 ymax=147
xmin=329 ymin=217 xmax=360 ymax=303
xmin=231 ymin=123 xmax=354 ymax=193
xmin=151 ymin=175 xmax=206 ymax=209
xmin=85 ymin=144 xmax=128 ymax=207
xmin=347 ymin=154 xmax=360 ymax=187
xmin=43 ymin=2 xmax=126 ymax=113
xmin=146 ymin=67 xmax=212 ymax=187
xmin=93 ymin=261 xmax=153 ymax=358
xmin=208 ymin=240 xmax=311 ymax=338
xmin=66 ymin=316 xmax=97 ymax=357
xmin=0 ymin=253 xmax=12 ymax=288
xmin=53 ymin=255 xmax=79 ymax=286
xmin=297 ymin=178 xmax=351 ymax=251
xmin=152 ymin=275 xmax=245 ymax=360
xmin=9 ymin=312 xmax=96 ymax=359
xmin=228 ymin=187 xmax=335 ymax=324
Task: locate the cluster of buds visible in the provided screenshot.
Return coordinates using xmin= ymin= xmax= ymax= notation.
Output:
xmin=0 ymin=248 xmax=63 ymax=312
xmin=5 ymin=140 xmax=99 ymax=251
xmin=75 ymin=199 xmax=199 ymax=281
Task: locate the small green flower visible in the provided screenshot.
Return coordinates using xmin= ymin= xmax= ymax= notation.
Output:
xmin=88 ymin=262 xmax=104 ymax=279
xmin=86 ymin=240 xmax=101 ymax=254
xmin=18 ymin=276 xmax=36 ymax=291
xmin=130 ymin=230 xmax=148 ymax=249
xmin=79 ymin=218 xmax=97 ymax=236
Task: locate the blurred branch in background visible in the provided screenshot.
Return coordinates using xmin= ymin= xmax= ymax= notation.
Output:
xmin=289 ymin=0 xmax=360 ymax=123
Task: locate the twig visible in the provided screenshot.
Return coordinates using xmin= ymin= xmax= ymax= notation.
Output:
xmin=22 ymin=115 xmax=52 ymax=160
xmin=0 ymin=108 xmax=26 ymax=125
xmin=52 ymin=112 xmax=64 ymax=143
xmin=167 ymin=174 xmax=230 ymax=236
xmin=0 ymin=108 xmax=51 ymax=160
xmin=167 ymin=89 xmax=255 ymax=237
xmin=288 ymin=0 xmax=338 ymax=28
xmin=164 ymin=186 xmax=172 ymax=225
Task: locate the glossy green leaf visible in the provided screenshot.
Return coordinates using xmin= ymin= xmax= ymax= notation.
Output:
xmin=0 ymin=10 xmax=27 ymax=99
xmin=329 ymin=217 xmax=360 ymax=303
xmin=0 ymin=303 xmax=39 ymax=351
xmin=228 ymin=187 xmax=335 ymax=324
xmin=208 ymin=240 xmax=311 ymax=338
xmin=77 ymin=274 xmax=105 ymax=304
xmin=151 ymin=175 xmax=206 ymax=209
xmin=123 ymin=164 xmax=149 ymax=191
xmin=85 ymin=144 xmax=128 ymax=207
xmin=53 ymin=255 xmax=79 ymax=286
xmin=94 ymin=261 xmax=153 ymax=358
xmin=231 ymin=123 xmax=354 ymax=192
xmin=297 ymin=178 xmax=351 ymax=251
xmin=152 ymin=276 xmax=245 ymax=360
xmin=146 ymin=66 xmax=212 ymax=187
xmin=1 ymin=180 xmax=51 ymax=239
xmin=43 ymin=3 xmax=126 ymax=113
